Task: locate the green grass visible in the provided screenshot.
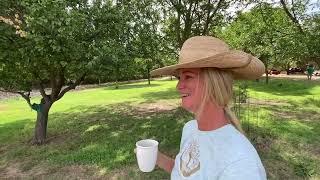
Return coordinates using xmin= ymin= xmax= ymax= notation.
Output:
xmin=242 ymin=78 xmax=320 ymax=101
xmin=0 ymin=78 xmax=320 ymax=179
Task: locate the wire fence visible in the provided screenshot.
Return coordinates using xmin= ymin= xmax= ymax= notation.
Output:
xmin=233 ymin=82 xmax=270 ymax=138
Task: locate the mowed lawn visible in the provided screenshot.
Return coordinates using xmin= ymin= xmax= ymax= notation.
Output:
xmin=0 ymin=78 xmax=319 ymax=179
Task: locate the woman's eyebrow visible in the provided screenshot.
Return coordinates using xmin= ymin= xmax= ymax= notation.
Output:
xmin=182 ymin=71 xmax=196 ymax=74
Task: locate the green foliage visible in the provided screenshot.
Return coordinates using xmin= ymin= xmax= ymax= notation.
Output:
xmin=0 ymin=0 xmax=171 ymax=97
xmin=218 ymin=4 xmax=299 ymax=69
xmin=218 ymin=1 xmax=320 ymax=70
xmin=160 ymin=0 xmax=238 ymax=48
xmin=0 ymin=0 xmax=96 ymax=93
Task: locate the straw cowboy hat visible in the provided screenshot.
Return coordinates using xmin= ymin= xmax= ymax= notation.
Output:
xmin=150 ymin=36 xmax=265 ymax=80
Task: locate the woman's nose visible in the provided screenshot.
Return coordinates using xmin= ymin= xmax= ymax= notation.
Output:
xmin=176 ymin=79 xmax=184 ymax=90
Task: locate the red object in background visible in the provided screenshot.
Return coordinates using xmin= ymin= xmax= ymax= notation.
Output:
xmin=268 ymin=69 xmax=281 ymax=75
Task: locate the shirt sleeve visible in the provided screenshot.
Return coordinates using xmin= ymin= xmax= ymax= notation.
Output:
xmin=218 ymin=158 xmax=267 ymax=180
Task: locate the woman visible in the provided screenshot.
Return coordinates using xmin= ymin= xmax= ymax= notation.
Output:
xmin=149 ymin=36 xmax=267 ymax=179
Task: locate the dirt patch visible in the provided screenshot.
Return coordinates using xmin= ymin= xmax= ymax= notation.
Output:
xmin=104 ymin=100 xmax=180 ymax=118
xmin=0 ymin=161 xmax=47 ymax=178
xmin=251 ymin=135 xmax=273 ymax=153
xmin=264 ymin=158 xmax=298 ymax=180
xmin=0 ymin=161 xmax=104 ymax=179
xmin=129 ymin=101 xmax=180 ymax=119
xmin=0 ymin=162 xmax=146 ymax=179
xmin=137 ymin=100 xmax=178 ymax=113
xmin=247 ymin=98 xmax=291 ymax=106
xmin=0 ymin=104 xmax=8 ymax=111
xmin=45 ymin=132 xmax=79 ymax=145
xmin=52 ymin=165 xmax=103 ymax=179
xmin=0 ymin=163 xmax=24 ymax=178
xmin=270 ymin=108 xmax=320 ymax=122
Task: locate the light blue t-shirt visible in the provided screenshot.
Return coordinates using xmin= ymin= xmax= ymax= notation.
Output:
xmin=171 ymin=120 xmax=267 ymax=180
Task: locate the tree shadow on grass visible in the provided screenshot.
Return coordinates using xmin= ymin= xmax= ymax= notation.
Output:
xmin=289 ymin=97 xmax=320 ymax=108
xmin=242 ymin=117 xmax=319 ymax=179
xmin=239 ymin=78 xmax=320 ymax=97
xmin=229 ymin=91 xmax=320 ymax=179
xmin=47 ymin=103 xmax=193 ymax=179
xmin=1 ymin=101 xmax=319 ymax=179
xmin=1 ymin=102 xmax=195 ymax=178
xmin=0 ymin=119 xmax=33 ymax=145
xmin=0 ymin=103 xmax=190 ymax=178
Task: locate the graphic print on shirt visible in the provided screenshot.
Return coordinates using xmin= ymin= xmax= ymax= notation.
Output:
xmin=180 ymin=138 xmax=200 ymax=177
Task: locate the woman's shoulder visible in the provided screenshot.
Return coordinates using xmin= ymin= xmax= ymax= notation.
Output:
xmin=183 ymin=120 xmax=197 ymax=131
xmin=212 ymin=127 xmax=261 ymax=162
xmin=180 ymin=120 xmax=197 ymax=138
xmin=215 ymin=126 xmax=256 ymax=149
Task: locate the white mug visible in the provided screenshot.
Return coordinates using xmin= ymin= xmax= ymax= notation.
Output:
xmin=136 ymin=139 xmax=159 ymax=172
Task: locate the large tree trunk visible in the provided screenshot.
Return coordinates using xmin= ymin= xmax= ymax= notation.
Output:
xmin=33 ymin=98 xmax=52 ymax=145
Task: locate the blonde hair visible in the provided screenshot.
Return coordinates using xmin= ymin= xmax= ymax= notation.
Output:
xmin=198 ymin=68 xmax=244 ymax=134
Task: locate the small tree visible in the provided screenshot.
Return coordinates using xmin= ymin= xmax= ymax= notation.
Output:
xmin=0 ymin=1 xmax=98 ymax=144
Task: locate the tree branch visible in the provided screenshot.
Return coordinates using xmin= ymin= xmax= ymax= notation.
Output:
xmin=202 ymin=0 xmax=223 ymax=35
xmin=56 ymin=73 xmax=86 ymax=101
xmin=50 ymin=68 xmax=65 ymax=101
xmin=280 ymin=0 xmax=304 ymax=33
xmin=290 ymin=0 xmax=298 ymax=20
xmin=182 ymin=0 xmax=194 ymax=44
xmin=0 ymin=89 xmax=32 ymax=108
xmin=32 ymin=72 xmax=50 ymax=103
xmin=17 ymin=91 xmax=32 ymax=108
xmin=169 ymin=0 xmax=183 ymax=47
xmin=168 ymin=0 xmax=181 ymax=13
xmin=190 ymin=0 xmax=198 ymax=21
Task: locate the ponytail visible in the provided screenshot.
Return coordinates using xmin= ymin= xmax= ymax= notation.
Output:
xmin=223 ymin=106 xmax=245 ymax=134
xmin=200 ymin=68 xmax=245 ymax=135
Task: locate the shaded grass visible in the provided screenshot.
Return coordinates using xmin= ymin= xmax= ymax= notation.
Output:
xmin=239 ymin=78 xmax=320 ymax=101
xmin=0 ymin=103 xmax=190 ymax=179
xmin=0 ymin=78 xmax=320 ymax=179
xmin=238 ymin=99 xmax=320 ymax=179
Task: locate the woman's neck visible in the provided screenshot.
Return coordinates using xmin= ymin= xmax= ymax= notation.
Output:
xmin=195 ymin=102 xmax=229 ymax=131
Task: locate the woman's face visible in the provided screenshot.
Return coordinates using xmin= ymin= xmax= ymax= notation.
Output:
xmin=176 ymin=68 xmax=204 ymax=112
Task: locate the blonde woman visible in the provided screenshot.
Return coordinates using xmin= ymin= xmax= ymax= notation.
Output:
xmin=150 ymin=36 xmax=267 ymax=179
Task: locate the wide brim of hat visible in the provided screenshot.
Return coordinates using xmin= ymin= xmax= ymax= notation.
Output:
xmin=150 ymin=50 xmax=265 ymax=80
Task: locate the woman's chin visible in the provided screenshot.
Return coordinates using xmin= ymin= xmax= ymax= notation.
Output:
xmin=181 ymin=103 xmax=195 ymax=113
